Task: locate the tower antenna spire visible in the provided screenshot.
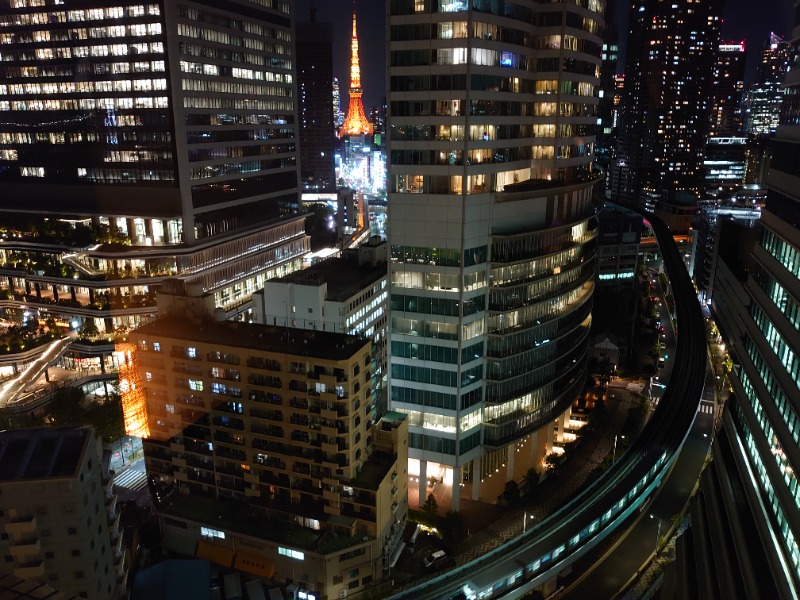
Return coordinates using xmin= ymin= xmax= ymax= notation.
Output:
xmin=339 ymin=8 xmax=373 ymax=137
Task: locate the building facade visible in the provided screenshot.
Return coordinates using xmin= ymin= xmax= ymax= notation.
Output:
xmin=613 ymin=0 xmax=723 ymax=205
xmin=686 ymin=17 xmax=800 ymax=595
xmin=743 ymin=33 xmax=791 ymax=136
xmin=0 ymin=0 xmax=309 ymax=333
xmin=0 ymin=427 xmax=126 ymax=599
xmin=708 ymin=42 xmax=747 ymax=138
xmin=297 ymin=12 xmax=336 ymax=192
xmin=130 ymin=284 xmax=407 ymax=598
xmin=387 ymin=0 xmax=603 ymax=507
xmin=253 ymin=237 xmax=389 ymax=417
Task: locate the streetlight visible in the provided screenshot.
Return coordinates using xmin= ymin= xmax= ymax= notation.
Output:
xmin=523 ymin=512 xmax=536 ymax=532
xmin=650 ymin=513 xmax=662 ymax=550
xmin=613 ymin=435 xmax=625 ymax=462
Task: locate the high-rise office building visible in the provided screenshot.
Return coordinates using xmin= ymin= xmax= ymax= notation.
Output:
xmin=387 ymin=0 xmax=603 ymax=508
xmin=678 ymin=15 xmax=800 ymax=598
xmin=598 ymin=0 xmax=619 ymax=139
xmin=0 ymin=427 xmax=126 ymax=599
xmin=332 ymin=76 xmax=344 ymax=129
xmin=613 ymin=0 xmax=723 ymax=205
xmin=709 ymin=42 xmax=747 ymax=138
xmin=297 ymin=10 xmax=336 ymax=192
xmin=743 ymin=33 xmax=792 ymax=136
xmin=0 ymin=0 xmax=309 ymax=333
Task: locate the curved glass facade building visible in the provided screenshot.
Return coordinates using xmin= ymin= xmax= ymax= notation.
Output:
xmin=387 ymin=0 xmax=604 ymax=506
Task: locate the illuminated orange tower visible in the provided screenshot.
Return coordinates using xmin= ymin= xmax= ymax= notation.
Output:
xmin=339 ymin=10 xmax=373 ymax=138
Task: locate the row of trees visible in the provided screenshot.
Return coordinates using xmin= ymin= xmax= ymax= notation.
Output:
xmin=3 ymin=387 xmax=124 ymax=443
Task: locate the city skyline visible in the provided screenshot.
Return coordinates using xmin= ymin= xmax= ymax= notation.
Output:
xmin=297 ymin=0 xmax=795 ymax=114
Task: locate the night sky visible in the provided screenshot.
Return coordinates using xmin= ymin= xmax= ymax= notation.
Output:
xmin=294 ymin=0 xmax=796 ymax=109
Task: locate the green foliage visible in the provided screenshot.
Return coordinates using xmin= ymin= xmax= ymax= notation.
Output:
xmin=84 ymin=394 xmax=125 ymax=443
xmin=78 ymin=319 xmax=99 ymax=339
xmin=44 ymin=387 xmax=124 ymax=443
xmin=502 ymin=480 xmax=520 ymax=505
xmin=522 ymin=467 xmax=540 ymax=497
xmin=440 ymin=510 xmax=466 ymax=545
xmin=422 ymin=492 xmax=438 ymax=516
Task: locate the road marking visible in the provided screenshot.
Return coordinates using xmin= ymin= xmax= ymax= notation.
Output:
xmin=114 ymin=469 xmax=148 ymax=492
xmin=697 ymin=404 xmax=714 ymax=414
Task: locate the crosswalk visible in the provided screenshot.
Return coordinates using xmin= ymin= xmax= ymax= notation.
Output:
xmin=114 ymin=469 xmax=148 ymax=492
xmin=698 ymin=403 xmax=714 ymax=415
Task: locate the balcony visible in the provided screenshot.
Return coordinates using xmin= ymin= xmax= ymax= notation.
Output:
xmin=9 ymin=538 xmax=41 ymax=558
xmin=5 ymin=516 xmax=36 ymax=536
xmin=13 ymin=561 xmax=45 ymax=579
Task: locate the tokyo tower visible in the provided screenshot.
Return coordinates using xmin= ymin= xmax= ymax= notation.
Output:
xmin=339 ymin=10 xmax=373 ymax=138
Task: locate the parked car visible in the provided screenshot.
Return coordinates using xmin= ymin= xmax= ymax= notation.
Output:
xmin=423 ymin=550 xmax=447 ymax=569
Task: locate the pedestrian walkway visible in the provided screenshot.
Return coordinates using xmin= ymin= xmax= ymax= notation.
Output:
xmin=0 ymin=335 xmax=74 ymax=408
xmin=454 ymin=391 xmax=635 ymax=565
xmin=114 ymin=468 xmax=148 ymax=492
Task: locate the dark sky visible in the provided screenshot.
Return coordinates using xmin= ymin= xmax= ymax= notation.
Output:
xmin=295 ymin=0 xmax=387 ymax=110
xmin=295 ymin=0 xmax=795 ymax=107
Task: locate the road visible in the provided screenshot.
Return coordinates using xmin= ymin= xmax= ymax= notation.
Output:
xmin=559 ymin=355 xmax=716 ymax=599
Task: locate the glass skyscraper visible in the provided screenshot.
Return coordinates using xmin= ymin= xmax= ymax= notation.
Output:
xmin=387 ymin=0 xmax=603 ymax=507
xmin=0 ymin=0 xmax=308 ymax=331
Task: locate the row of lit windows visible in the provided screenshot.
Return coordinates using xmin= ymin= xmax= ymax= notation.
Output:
xmin=104 ymin=150 xmax=172 ymax=163
xmin=2 ymin=79 xmax=166 ymax=95
xmin=17 ymin=166 xmax=175 ymax=182
xmin=487 ymin=284 xmax=590 ymax=335
xmin=751 ymin=305 xmax=800 ymax=391
xmin=189 ymin=157 xmax=295 ymax=181
xmin=0 ymin=129 xmax=170 ymax=149
xmin=763 ymin=230 xmax=800 ymax=280
xmin=0 ymin=96 xmax=168 ymax=111
xmin=391 ymin=316 xmax=484 ymax=341
xmin=0 ymin=5 xmax=159 ymax=27
xmin=2 ymin=62 xmax=165 ymax=79
xmin=180 ymin=78 xmax=290 ymax=97
xmin=739 ymin=371 xmax=800 ymax=512
xmin=180 ymin=42 xmax=268 ymax=69
xmin=182 ymin=97 xmax=293 ymax=111
xmin=0 ymin=23 xmax=162 ymax=44
xmin=737 ymin=412 xmax=800 ymax=581
xmin=391 ymin=269 xmax=486 ymax=293
xmin=761 ymin=273 xmax=800 ymax=332
xmin=178 ymin=6 xmax=290 ymax=39
xmin=179 ymin=60 xmax=287 ymax=83
xmin=1 ymin=42 xmax=164 ymax=61
xmin=177 ymin=23 xmax=290 ymax=55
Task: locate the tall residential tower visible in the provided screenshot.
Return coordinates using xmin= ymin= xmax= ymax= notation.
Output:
xmin=613 ymin=0 xmax=723 ymax=205
xmin=388 ymin=0 xmax=603 ymax=508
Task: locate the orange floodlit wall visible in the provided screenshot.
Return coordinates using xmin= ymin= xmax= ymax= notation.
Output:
xmin=115 ymin=342 xmax=150 ymax=438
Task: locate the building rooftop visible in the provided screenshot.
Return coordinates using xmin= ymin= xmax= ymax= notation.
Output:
xmin=0 ymin=427 xmax=89 ymax=482
xmin=272 ymin=256 xmax=386 ymax=302
xmin=134 ymin=317 xmax=370 ymax=361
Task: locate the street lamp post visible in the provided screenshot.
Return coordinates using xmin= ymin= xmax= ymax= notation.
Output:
xmin=650 ymin=513 xmax=662 ymax=550
xmin=613 ymin=435 xmax=625 ymax=462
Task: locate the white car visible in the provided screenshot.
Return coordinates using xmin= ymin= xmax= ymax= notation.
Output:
xmin=423 ymin=549 xmax=447 ymax=568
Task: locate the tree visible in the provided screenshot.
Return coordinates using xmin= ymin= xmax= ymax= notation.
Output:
xmin=78 ymin=319 xmax=99 ymax=339
xmin=46 ymin=387 xmax=85 ymax=426
xmin=422 ymin=492 xmax=438 ymax=516
xmin=522 ymin=468 xmax=539 ymax=498
xmin=84 ymin=394 xmax=124 ymax=443
xmin=440 ymin=510 xmax=466 ymax=545
xmin=502 ymin=480 xmax=520 ymax=506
